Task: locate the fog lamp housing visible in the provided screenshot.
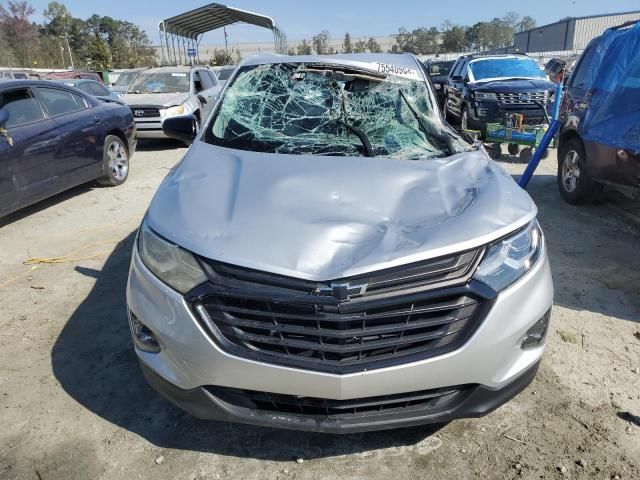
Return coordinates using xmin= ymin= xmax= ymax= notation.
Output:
xmin=521 ymin=308 xmax=551 ymax=350
xmin=128 ymin=309 xmax=161 ymax=353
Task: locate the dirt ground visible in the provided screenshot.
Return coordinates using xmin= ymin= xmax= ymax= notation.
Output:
xmin=1 ymin=141 xmax=639 ymax=480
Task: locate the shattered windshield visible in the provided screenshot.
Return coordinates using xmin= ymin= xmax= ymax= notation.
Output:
xmin=128 ymin=72 xmax=190 ymax=94
xmin=207 ymin=63 xmax=468 ymax=159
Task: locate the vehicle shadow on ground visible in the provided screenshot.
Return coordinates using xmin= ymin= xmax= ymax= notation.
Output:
xmin=523 ymin=173 xmax=640 ymax=323
xmin=0 ymin=184 xmax=92 ymax=228
xmin=136 ymin=139 xmax=187 ymax=152
xmin=51 ymin=231 xmax=444 ymax=460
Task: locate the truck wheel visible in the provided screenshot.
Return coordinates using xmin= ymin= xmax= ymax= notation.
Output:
xmin=97 ymin=135 xmax=129 ymax=186
xmin=508 ymin=143 xmax=519 ymax=155
xmin=557 ymin=137 xmax=597 ymax=204
xmin=519 ymin=147 xmax=533 ymax=163
xmin=488 ymin=143 xmax=502 ymax=159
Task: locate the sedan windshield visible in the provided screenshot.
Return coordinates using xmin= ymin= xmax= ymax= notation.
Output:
xmin=128 ymin=72 xmax=190 ymax=94
xmin=469 ymin=57 xmax=546 ymax=82
xmin=208 ymin=63 xmax=467 ymax=159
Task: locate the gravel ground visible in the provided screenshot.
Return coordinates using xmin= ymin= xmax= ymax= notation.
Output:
xmin=0 ymin=141 xmax=639 ymax=480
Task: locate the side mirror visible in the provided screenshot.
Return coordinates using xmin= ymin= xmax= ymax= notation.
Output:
xmin=451 ymin=75 xmax=462 ymax=82
xmin=197 ymin=94 xmax=207 ymax=105
xmin=162 ymin=114 xmax=198 ymax=143
xmin=0 ymin=108 xmax=9 ymax=127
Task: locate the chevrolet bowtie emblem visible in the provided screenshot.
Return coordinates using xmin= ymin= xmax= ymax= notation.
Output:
xmin=313 ymin=282 xmax=368 ymax=302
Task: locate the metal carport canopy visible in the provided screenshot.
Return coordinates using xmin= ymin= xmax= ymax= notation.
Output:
xmin=159 ymin=3 xmax=287 ymax=65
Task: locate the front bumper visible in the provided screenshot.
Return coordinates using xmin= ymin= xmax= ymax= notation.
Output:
xmin=134 ymin=118 xmax=169 ymax=139
xmin=127 ymin=245 xmax=553 ymax=432
xmin=467 ymin=101 xmax=548 ymax=132
xmin=140 ymin=357 xmax=540 ymax=433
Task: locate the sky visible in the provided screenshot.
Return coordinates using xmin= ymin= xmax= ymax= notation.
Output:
xmin=25 ymin=0 xmax=640 ymax=46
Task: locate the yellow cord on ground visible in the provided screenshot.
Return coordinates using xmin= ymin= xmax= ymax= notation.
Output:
xmin=23 ymin=240 xmax=121 ymax=265
xmin=0 ymin=265 xmax=40 ymax=289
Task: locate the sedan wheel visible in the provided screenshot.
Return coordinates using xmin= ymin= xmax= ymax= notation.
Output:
xmin=98 ymin=135 xmax=129 ymax=186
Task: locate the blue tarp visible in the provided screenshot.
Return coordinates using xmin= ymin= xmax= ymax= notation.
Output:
xmin=581 ymin=22 xmax=640 ymax=153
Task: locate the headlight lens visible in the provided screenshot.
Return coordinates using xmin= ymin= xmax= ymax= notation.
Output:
xmin=474 ymin=92 xmax=497 ymax=101
xmin=474 ymin=220 xmax=542 ymax=291
xmin=138 ymin=221 xmax=207 ymax=294
xmin=161 ymin=104 xmax=186 ymax=118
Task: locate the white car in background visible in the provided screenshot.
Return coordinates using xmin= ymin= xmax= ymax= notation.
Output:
xmin=121 ymin=66 xmax=222 ymax=139
xmin=211 ymin=65 xmax=237 ymax=88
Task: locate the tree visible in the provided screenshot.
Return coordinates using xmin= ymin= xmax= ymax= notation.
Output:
xmin=343 ymin=32 xmax=352 ymax=53
xmin=366 ymin=37 xmax=382 ymax=53
xmin=209 ymin=48 xmax=240 ymax=66
xmin=441 ymin=23 xmax=466 ymax=53
xmin=0 ymin=1 xmax=37 ymax=67
xmin=353 ymin=39 xmax=367 ymax=53
xmin=296 ymin=39 xmax=312 ymax=55
xmin=518 ymin=16 xmax=536 ymax=32
xmin=312 ymin=30 xmax=330 ymax=55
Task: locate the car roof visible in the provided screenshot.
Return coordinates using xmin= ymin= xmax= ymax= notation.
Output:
xmin=0 ymin=79 xmax=88 ymax=89
xmin=458 ymin=53 xmax=531 ymax=61
xmin=141 ymin=66 xmax=195 ymax=74
xmin=243 ymin=52 xmax=418 ymax=68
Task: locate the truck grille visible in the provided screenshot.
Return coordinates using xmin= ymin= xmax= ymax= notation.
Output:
xmin=497 ymin=91 xmax=549 ymax=106
xmin=188 ymin=249 xmax=490 ymax=374
xmin=208 ymin=385 xmax=466 ymax=418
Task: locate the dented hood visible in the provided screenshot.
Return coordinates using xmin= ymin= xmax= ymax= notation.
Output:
xmin=146 ymin=142 xmax=537 ymax=281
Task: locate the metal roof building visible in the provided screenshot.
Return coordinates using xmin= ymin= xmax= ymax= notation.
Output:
xmin=514 ymin=10 xmax=640 ymax=53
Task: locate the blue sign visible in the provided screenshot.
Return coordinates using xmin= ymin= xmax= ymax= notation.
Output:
xmin=187 ymin=48 xmax=196 ymax=57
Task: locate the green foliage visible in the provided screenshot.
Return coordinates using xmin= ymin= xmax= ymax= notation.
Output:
xmin=296 ymin=39 xmax=312 ymax=55
xmin=343 ymin=32 xmax=352 ymax=53
xmin=312 ymin=30 xmax=330 ymax=54
xmin=366 ymin=37 xmax=382 ymax=53
xmin=209 ymin=48 xmax=241 ymax=66
xmin=0 ymin=1 xmax=156 ymax=69
xmin=393 ymin=11 xmax=537 ymax=54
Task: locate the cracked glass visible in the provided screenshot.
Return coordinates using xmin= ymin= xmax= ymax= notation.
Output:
xmin=208 ymin=63 xmax=469 ymax=159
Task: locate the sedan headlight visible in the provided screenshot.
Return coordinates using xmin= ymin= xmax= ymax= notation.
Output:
xmin=161 ymin=104 xmax=186 ymax=118
xmin=474 ymin=220 xmax=542 ymax=291
xmin=138 ymin=221 xmax=207 ymax=294
xmin=473 ymin=92 xmax=497 ymax=101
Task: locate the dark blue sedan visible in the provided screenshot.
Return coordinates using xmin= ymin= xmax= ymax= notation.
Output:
xmin=0 ymin=80 xmax=137 ymax=218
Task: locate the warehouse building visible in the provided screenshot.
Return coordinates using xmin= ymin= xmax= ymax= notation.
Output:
xmin=514 ymin=10 xmax=640 ymax=53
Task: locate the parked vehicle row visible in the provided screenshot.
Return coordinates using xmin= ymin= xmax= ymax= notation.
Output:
xmin=0 ymin=80 xmax=136 ymax=218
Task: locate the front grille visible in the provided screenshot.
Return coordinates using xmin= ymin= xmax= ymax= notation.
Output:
xmin=497 ymin=91 xmax=549 ymax=106
xmin=129 ymin=105 xmax=160 ymax=118
xmin=208 ymin=385 xmax=467 ymax=418
xmin=188 ymin=249 xmax=490 ymax=374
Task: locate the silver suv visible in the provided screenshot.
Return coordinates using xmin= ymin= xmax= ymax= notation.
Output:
xmin=127 ymin=53 xmax=554 ymax=433
xmin=121 ymin=66 xmax=221 ymax=139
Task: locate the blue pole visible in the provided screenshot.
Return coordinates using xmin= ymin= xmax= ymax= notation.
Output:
xmin=518 ymin=82 xmax=564 ymax=189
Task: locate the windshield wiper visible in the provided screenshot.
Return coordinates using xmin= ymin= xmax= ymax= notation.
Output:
xmin=399 ymin=90 xmax=461 ymax=155
xmin=338 ymin=119 xmax=373 ymax=157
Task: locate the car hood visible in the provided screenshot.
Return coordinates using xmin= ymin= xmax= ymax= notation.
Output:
xmin=146 ymin=142 xmax=537 ymax=281
xmin=121 ymin=92 xmax=189 ymax=107
xmin=471 ymin=78 xmax=554 ymax=93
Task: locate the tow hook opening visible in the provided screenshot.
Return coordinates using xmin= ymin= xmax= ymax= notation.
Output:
xmin=128 ymin=308 xmax=161 ymax=353
xmin=521 ymin=308 xmax=552 ymax=350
